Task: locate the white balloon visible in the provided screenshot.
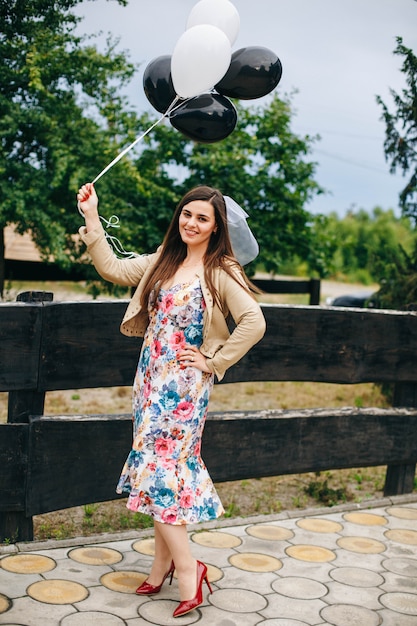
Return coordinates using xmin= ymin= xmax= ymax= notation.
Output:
xmin=171 ymin=25 xmax=231 ymax=99
xmin=186 ymin=0 xmax=240 ymax=45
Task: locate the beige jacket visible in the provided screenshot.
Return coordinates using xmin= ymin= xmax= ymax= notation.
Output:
xmin=79 ymin=225 xmax=266 ymax=381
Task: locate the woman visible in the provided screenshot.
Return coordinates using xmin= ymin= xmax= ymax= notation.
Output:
xmin=77 ymin=183 xmax=266 ymax=618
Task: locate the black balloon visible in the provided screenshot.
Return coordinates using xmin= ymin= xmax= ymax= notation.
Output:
xmin=170 ymin=94 xmax=237 ymax=144
xmin=143 ymin=55 xmax=177 ymax=113
xmin=216 ymin=46 xmax=283 ymax=100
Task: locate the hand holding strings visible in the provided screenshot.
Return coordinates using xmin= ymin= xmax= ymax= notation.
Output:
xmin=76 ymin=183 xmax=101 ymax=232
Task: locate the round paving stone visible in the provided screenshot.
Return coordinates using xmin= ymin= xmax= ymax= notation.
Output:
xmin=206 ymin=563 xmax=223 ymax=583
xmin=0 ymin=553 xmax=56 ymax=574
xmin=132 ymin=537 xmax=155 ymax=556
xmin=337 ymin=536 xmax=385 ymax=554
xmin=0 ymin=593 xmax=11 ymax=614
xmin=321 ymin=603 xmax=380 ymax=626
xmin=343 ymin=512 xmax=387 ymax=526
xmin=256 ymin=621 xmax=309 ymax=626
xmin=272 ymin=576 xmax=327 ymax=599
xmin=385 ymin=528 xmax=417 ymax=546
xmin=62 ymin=611 xmax=125 ymax=625
xmin=382 ymin=557 xmax=417 ymax=578
xmin=139 ymin=599 xmax=199 ymax=625
xmin=229 ymin=552 xmax=282 ymax=572
xmin=210 ymin=588 xmax=267 ymax=613
xmin=286 ymin=544 xmax=336 ymax=562
xmin=191 ymin=531 xmax=241 ymax=549
xmin=247 ymin=525 xmax=294 ymax=541
xmin=69 ymin=547 xmax=123 ymax=566
xmin=387 ymin=506 xmax=417 ymax=520
xmin=100 ymin=570 xmax=146 ymax=594
xmin=379 ymin=592 xmax=417 ymax=615
xmin=27 ymin=579 xmax=88 ymax=604
xmin=330 ymin=566 xmax=384 ymax=587
xmin=297 ymin=518 xmax=343 ymax=533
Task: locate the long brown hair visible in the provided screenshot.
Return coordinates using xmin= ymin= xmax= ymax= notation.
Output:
xmin=140 ymin=186 xmax=259 ymax=312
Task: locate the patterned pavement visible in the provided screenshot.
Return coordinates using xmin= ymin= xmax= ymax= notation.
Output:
xmin=1 ymin=494 xmax=417 ymax=626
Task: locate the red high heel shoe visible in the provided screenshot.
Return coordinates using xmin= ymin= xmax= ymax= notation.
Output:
xmin=173 ymin=560 xmax=212 ymax=618
xmin=135 ymin=560 xmax=175 ymax=595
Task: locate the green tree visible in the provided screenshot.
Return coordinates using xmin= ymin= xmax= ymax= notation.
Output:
xmin=376 ymin=37 xmax=417 ymax=221
xmin=372 ymin=241 xmax=417 ymax=310
xmin=322 ymin=207 xmax=416 ymax=285
xmin=375 ymin=37 xmax=417 ymax=308
xmin=0 ymin=0 xmax=144 ymax=296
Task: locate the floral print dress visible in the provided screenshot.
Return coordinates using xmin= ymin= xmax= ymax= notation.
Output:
xmin=116 ymin=277 xmax=224 ymax=525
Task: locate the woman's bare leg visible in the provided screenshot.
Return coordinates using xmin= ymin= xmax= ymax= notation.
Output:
xmin=153 ymin=520 xmax=197 ymax=601
xmin=145 ymin=522 xmax=174 ymax=586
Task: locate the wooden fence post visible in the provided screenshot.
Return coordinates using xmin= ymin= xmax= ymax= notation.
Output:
xmin=384 ymin=381 xmax=417 ymax=496
xmin=309 ymin=278 xmax=321 ymax=305
xmin=1 ymin=291 xmax=53 ymax=542
xmin=7 ymin=292 xmax=52 ymax=424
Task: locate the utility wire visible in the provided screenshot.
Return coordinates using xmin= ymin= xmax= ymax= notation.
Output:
xmin=313 ymin=148 xmax=390 ymax=175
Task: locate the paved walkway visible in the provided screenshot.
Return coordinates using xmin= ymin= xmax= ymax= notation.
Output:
xmin=1 ymin=495 xmax=417 ymax=626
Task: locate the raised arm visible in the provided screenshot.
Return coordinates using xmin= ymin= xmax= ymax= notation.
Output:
xmin=76 ymin=183 xmax=155 ymax=287
xmin=77 ymin=183 xmax=101 ymax=232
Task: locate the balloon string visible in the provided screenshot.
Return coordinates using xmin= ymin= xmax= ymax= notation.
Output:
xmin=78 ymin=96 xmax=185 ymax=259
xmin=99 ymin=215 xmax=140 ymax=258
xmin=166 ymin=97 xmax=188 ymax=117
xmin=77 ymin=95 xmax=182 ymax=219
xmin=91 ymin=95 xmax=180 ymax=184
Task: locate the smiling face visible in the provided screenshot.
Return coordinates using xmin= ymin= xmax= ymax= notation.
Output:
xmin=178 ymin=200 xmax=217 ymax=252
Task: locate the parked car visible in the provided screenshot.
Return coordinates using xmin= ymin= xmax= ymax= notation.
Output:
xmin=326 ymin=291 xmax=376 ymax=308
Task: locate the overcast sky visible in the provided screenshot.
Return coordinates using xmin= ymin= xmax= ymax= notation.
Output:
xmin=75 ymin=0 xmax=417 ymax=216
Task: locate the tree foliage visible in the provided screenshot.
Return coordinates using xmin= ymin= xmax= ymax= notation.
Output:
xmin=322 ymin=207 xmax=416 ymax=286
xmin=376 ymin=37 xmax=417 ymax=221
xmin=375 ymin=38 xmax=417 ymax=308
xmin=0 ymin=0 xmax=139 ymax=292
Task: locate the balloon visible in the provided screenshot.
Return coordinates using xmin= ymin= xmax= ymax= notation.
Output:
xmin=170 ymin=93 xmax=237 ymax=143
xmin=171 ymin=24 xmax=231 ymax=99
xmin=216 ymin=46 xmax=283 ymax=100
xmin=186 ymin=0 xmax=240 ymax=45
xmin=143 ymin=55 xmax=177 ymax=113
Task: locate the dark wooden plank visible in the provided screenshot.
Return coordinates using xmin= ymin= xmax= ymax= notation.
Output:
xmin=8 ymin=390 xmax=46 ymax=424
xmin=309 ymin=278 xmax=321 ymax=305
xmin=26 ymin=415 xmax=132 ymax=515
xmin=253 ymin=278 xmax=321 ymax=304
xmin=0 ymin=424 xmax=28 ymax=510
xmin=0 ymin=303 xmax=42 ymax=391
xmin=253 ymin=279 xmax=315 ymax=294
xmin=5 ymin=259 xmax=91 ymax=282
xmin=202 ymin=407 xmax=417 ymax=482
xmin=384 ymin=380 xmax=417 ymax=495
xmin=0 ymin=512 xmax=33 ymax=543
xmin=25 ymin=408 xmax=417 ymax=516
xmin=3 ymin=300 xmax=417 ymax=391
xmin=384 ymin=464 xmax=416 ymax=496
xmin=7 ymin=292 xmax=51 ymax=422
xmin=222 ymin=305 xmax=417 ymax=384
xmin=33 ymin=302 xmax=417 ymax=390
xmin=393 ymin=381 xmax=417 ymax=407
xmin=16 ymin=291 xmax=53 ymax=303
xmin=38 ymin=301 xmax=142 ymax=391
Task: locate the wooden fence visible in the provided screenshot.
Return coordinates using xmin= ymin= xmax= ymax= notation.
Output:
xmin=1 ymin=290 xmax=416 ymax=542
